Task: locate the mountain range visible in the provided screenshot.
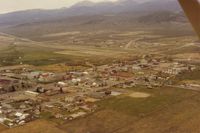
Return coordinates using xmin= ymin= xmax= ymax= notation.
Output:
xmin=0 ymin=0 xmax=190 ymax=39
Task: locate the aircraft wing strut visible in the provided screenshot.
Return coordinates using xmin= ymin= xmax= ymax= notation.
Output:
xmin=178 ymin=0 xmax=200 ymax=39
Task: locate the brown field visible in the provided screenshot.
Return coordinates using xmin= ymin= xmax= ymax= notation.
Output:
xmin=1 ymin=120 xmax=65 ymax=133
xmin=0 ymin=125 xmax=8 ymax=132
xmin=58 ymin=87 xmax=200 ymax=133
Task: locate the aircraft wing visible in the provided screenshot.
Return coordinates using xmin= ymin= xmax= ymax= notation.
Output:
xmin=178 ymin=0 xmax=200 ymax=39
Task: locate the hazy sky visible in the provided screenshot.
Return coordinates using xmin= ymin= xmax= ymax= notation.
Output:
xmin=0 ymin=0 xmax=119 ymax=14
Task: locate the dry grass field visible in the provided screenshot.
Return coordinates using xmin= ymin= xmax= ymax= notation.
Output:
xmin=0 ymin=125 xmax=8 ymax=132
xmin=1 ymin=120 xmax=65 ymax=133
xmin=57 ymin=86 xmax=200 ymax=133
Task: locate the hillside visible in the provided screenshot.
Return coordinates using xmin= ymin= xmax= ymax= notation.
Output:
xmin=0 ymin=0 xmax=192 ymax=41
xmin=0 ymin=0 xmax=181 ymax=27
xmin=138 ymin=11 xmax=187 ymax=24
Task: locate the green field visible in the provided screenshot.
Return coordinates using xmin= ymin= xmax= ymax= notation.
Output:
xmin=0 ymin=34 xmax=137 ymax=67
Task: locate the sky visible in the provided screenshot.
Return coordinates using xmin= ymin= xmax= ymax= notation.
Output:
xmin=0 ymin=0 xmax=119 ymax=14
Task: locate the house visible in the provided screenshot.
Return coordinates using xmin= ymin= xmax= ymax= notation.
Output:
xmin=24 ymin=91 xmax=39 ymax=97
xmin=68 ymin=112 xmax=86 ymax=119
xmin=57 ymin=82 xmax=68 ymax=87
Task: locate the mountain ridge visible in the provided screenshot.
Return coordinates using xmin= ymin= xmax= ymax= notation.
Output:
xmin=0 ymin=0 xmax=182 ymax=27
xmin=0 ymin=0 xmax=190 ymax=40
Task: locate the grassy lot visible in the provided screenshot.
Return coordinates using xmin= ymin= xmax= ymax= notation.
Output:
xmin=177 ymin=69 xmax=200 ymax=81
xmin=59 ymin=86 xmax=200 ymax=133
xmin=173 ymin=68 xmax=200 ymax=85
xmin=98 ymin=88 xmax=191 ymax=116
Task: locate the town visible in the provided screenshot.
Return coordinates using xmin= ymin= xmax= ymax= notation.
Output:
xmin=0 ymin=54 xmax=198 ymax=128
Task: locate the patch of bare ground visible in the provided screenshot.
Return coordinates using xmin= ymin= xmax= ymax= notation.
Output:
xmin=128 ymin=92 xmax=151 ymax=98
